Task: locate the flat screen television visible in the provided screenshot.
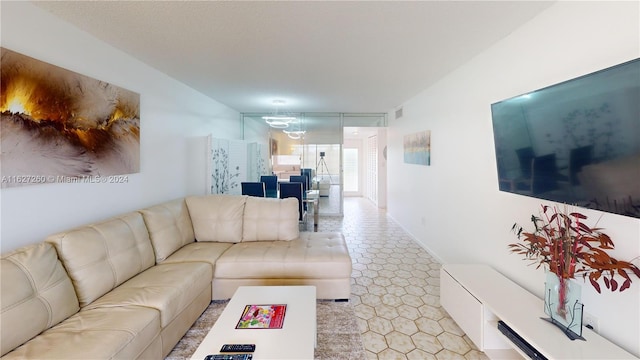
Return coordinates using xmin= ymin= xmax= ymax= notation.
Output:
xmin=491 ymin=58 xmax=640 ymax=218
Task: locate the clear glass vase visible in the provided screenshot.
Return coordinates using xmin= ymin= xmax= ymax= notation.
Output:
xmin=543 ymin=271 xmax=584 ymax=340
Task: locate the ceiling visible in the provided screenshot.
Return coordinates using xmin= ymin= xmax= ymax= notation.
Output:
xmin=32 ymin=1 xmax=554 ymax=114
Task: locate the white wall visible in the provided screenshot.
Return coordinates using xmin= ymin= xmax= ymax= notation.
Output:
xmin=377 ymin=127 xmax=387 ymax=209
xmin=0 ymin=2 xmax=240 ymax=252
xmin=387 ymin=1 xmax=640 ymax=356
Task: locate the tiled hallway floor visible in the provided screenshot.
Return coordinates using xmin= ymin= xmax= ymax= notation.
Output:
xmin=316 ymin=197 xmax=490 ymax=360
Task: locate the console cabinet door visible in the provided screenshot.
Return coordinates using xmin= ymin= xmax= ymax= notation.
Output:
xmin=440 ymin=268 xmax=483 ymax=349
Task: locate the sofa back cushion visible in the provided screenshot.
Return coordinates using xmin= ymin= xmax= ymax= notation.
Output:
xmin=1 ymin=243 xmax=80 ymax=356
xmin=140 ymin=198 xmax=195 ymax=262
xmin=186 ymin=195 xmax=246 ymax=243
xmin=45 ymin=212 xmax=155 ymax=308
xmin=242 ymin=197 xmax=300 ymax=241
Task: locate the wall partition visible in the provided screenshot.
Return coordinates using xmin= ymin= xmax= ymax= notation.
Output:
xmin=241 ymin=112 xmax=387 ymax=216
xmin=205 ymin=135 xmax=269 ymax=195
xmin=301 ymin=114 xmax=342 ymax=215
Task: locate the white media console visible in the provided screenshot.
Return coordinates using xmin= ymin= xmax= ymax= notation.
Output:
xmin=440 ymin=264 xmax=637 ymax=359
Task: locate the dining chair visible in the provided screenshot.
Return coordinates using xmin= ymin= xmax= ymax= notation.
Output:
xmin=279 ymin=182 xmax=306 ymax=223
xmin=289 ymin=175 xmax=309 ymax=210
xmin=241 ymin=182 xmax=266 ymax=197
xmin=301 ymin=168 xmax=313 ymax=190
xmin=260 ymin=175 xmax=278 ymax=198
xmin=289 ymin=175 xmax=308 ymax=194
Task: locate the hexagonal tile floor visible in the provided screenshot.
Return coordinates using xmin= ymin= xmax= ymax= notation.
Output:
xmin=315 ymin=197 xmax=490 ymax=360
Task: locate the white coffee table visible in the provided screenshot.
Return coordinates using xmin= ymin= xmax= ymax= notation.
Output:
xmin=190 ymin=286 xmax=317 ymax=360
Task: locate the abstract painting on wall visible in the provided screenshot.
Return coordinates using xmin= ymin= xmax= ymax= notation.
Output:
xmin=404 ymin=130 xmax=431 ymax=166
xmin=0 ymin=47 xmax=140 ymax=187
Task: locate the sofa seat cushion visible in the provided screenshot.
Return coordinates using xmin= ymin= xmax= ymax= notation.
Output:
xmin=84 ymin=262 xmax=212 ymax=328
xmin=186 ymin=195 xmax=247 ymax=243
xmin=1 ymin=243 xmax=80 ymax=356
xmin=215 ymin=232 xmax=352 ymax=279
xmin=242 ymin=197 xmax=299 ymax=241
xmin=2 ymin=305 xmax=160 ymax=359
xmin=140 ymin=198 xmax=196 ymax=263
xmin=45 ymin=212 xmax=156 ymax=308
xmin=161 ymin=242 xmax=233 ymax=269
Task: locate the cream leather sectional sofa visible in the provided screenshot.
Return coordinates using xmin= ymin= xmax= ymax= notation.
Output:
xmin=1 ymin=195 xmax=352 ymax=359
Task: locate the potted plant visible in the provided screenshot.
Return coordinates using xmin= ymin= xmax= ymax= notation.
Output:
xmin=510 ymin=204 xmax=640 ymax=321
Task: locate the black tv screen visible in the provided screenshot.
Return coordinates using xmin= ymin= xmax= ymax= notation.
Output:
xmin=491 ymin=58 xmax=640 ymax=218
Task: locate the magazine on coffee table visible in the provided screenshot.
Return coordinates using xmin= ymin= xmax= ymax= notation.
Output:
xmin=236 ymin=304 xmax=287 ymax=329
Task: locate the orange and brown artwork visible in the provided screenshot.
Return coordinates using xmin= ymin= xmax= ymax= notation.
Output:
xmin=1 ymin=47 xmax=140 ymax=187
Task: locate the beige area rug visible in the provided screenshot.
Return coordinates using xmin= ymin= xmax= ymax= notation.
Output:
xmin=165 ymin=300 xmax=366 ymax=360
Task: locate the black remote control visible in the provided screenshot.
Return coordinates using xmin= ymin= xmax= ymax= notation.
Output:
xmin=220 ymin=344 xmax=256 ymax=353
xmin=204 ymin=354 xmax=253 ymax=360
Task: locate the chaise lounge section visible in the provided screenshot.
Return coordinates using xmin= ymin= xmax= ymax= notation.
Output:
xmin=1 ymin=194 xmax=352 ymax=359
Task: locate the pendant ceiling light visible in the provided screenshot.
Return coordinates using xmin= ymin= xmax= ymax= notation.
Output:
xmin=283 ymin=129 xmax=306 ymax=140
xmin=263 ymin=100 xmax=296 ymax=128
xmin=283 ymin=117 xmax=306 ymax=140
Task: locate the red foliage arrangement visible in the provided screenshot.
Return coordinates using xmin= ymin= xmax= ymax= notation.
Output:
xmin=510 ymin=204 xmax=640 ymax=293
